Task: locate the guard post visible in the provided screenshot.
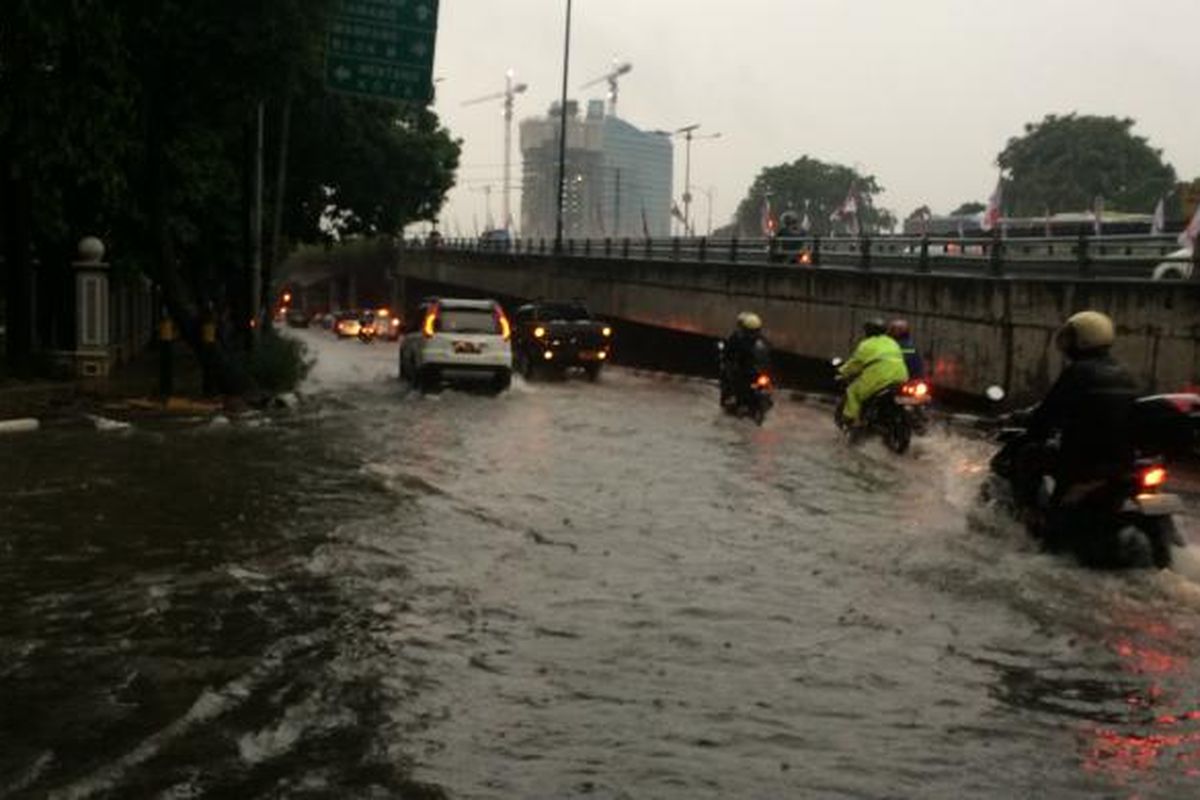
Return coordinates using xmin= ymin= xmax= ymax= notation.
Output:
xmin=158 ymin=308 xmax=176 ymax=398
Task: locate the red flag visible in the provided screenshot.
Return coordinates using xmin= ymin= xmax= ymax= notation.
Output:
xmin=1181 ymin=202 xmax=1200 ymax=248
xmin=761 ymin=196 xmax=777 ymax=236
xmin=981 ymin=178 xmax=1003 ymax=232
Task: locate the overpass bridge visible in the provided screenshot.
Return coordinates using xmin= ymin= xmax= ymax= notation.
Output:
xmin=286 ymin=234 xmax=1199 ymax=402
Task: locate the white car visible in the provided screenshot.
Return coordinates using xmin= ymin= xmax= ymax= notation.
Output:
xmin=1153 ymin=247 xmax=1194 ymax=280
xmin=399 ymin=297 xmax=513 ymax=393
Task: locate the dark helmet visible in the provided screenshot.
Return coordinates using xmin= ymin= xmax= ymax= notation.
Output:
xmin=886 ymin=319 xmax=911 ymax=339
xmin=779 ymin=210 xmax=799 ymax=230
xmin=1054 ymin=310 xmax=1114 ymax=357
xmin=863 ymin=318 xmax=887 ymax=337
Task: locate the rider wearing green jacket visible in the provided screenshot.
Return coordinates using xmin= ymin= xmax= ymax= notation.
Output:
xmin=839 ymin=318 xmax=909 ymax=425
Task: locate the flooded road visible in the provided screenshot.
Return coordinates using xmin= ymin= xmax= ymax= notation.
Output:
xmin=3 ymin=328 xmax=1200 ymax=799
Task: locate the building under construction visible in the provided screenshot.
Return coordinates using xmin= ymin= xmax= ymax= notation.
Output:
xmin=519 ymin=100 xmax=672 ymax=240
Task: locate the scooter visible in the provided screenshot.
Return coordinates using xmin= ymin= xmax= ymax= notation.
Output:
xmin=980 ymin=388 xmax=1197 ymax=569
xmin=357 ymin=322 xmax=377 ymax=344
xmin=831 ymin=358 xmax=918 ymax=454
xmin=718 ymin=341 xmax=773 ymax=426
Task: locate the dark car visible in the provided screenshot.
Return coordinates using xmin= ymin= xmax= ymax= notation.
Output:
xmin=512 ymin=302 xmax=612 ymax=380
xmin=285 ymin=308 xmax=310 ymax=328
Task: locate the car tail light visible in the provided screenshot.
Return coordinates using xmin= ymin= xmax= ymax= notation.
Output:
xmin=495 ymin=308 xmax=511 ymax=341
xmin=753 ymin=373 xmax=772 ymax=389
xmin=901 ymin=380 xmax=930 ymax=398
xmin=534 ymin=326 xmax=547 ymax=339
xmin=1140 ymin=466 xmax=1167 ymax=490
xmin=422 ymin=305 xmax=438 ymax=337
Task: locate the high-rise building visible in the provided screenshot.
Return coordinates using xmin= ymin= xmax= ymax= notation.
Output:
xmin=519 ymin=99 xmax=672 ymax=240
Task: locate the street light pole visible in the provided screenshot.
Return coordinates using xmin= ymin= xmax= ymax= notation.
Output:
xmin=554 ymin=0 xmax=573 ymax=253
xmin=675 ymin=124 xmax=699 ymax=237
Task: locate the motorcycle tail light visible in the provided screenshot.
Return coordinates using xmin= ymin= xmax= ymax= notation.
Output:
xmin=1140 ymin=466 xmax=1167 ymax=490
xmin=753 ymin=373 xmax=772 ymax=389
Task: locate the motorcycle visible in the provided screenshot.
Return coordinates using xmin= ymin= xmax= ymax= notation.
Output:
xmin=718 ymin=341 xmax=773 ymax=425
xmin=831 ymin=358 xmax=918 ymax=454
xmin=980 ymin=388 xmax=1198 ymax=569
xmin=357 ymin=319 xmax=378 ymax=344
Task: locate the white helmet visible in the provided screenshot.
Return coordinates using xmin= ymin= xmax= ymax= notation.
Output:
xmin=737 ymin=311 xmax=763 ymax=331
xmin=1055 ymin=310 xmax=1115 ymax=354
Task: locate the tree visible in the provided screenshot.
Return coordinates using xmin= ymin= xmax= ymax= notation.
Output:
xmin=1 ymin=0 xmax=460 ymax=388
xmin=950 ymin=202 xmax=985 ymax=216
xmin=997 ymin=114 xmax=1176 ymax=217
xmin=733 ymin=157 xmax=895 ymax=237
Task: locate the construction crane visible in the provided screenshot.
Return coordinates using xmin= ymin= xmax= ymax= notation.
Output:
xmin=581 ymin=61 xmax=632 ymax=118
xmin=463 ymin=71 xmax=528 ymax=232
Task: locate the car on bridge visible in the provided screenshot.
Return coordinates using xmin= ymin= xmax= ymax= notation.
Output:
xmin=399 ymin=297 xmax=513 ymax=393
xmin=511 ymin=302 xmax=612 ymax=380
xmin=1153 ymin=247 xmax=1194 ymax=280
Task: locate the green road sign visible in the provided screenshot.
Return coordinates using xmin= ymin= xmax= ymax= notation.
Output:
xmin=325 ymin=0 xmax=439 ymax=103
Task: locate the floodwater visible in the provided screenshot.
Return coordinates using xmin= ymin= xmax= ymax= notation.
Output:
xmin=2 ymin=328 xmax=1200 ymax=799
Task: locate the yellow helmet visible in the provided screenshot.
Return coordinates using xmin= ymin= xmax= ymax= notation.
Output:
xmin=737 ymin=312 xmax=763 ymax=331
xmin=1055 ymin=310 xmax=1115 ymax=354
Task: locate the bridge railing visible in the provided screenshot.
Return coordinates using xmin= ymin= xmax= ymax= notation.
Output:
xmin=411 ymin=233 xmax=1196 ymax=280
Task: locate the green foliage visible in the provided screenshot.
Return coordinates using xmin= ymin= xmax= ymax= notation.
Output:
xmin=733 ymin=157 xmax=896 ymax=236
xmin=997 ymin=114 xmax=1176 ymax=216
xmin=240 ymin=329 xmax=312 ymax=393
xmin=2 ymin=0 xmax=460 ymax=387
xmin=950 ymin=202 xmax=986 ymax=216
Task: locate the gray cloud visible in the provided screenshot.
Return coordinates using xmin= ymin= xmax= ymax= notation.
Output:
xmin=430 ymin=0 xmax=1200 ymax=234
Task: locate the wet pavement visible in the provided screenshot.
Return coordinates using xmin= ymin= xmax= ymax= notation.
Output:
xmin=3 ymin=328 xmax=1200 ymax=799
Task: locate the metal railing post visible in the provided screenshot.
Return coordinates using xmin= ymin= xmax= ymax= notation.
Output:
xmin=622 ymin=237 xmax=630 ymax=258
xmin=730 ymin=236 xmax=739 ymax=263
xmin=671 ymin=237 xmax=681 ymax=261
xmin=584 ymin=238 xmax=591 ymax=257
xmin=859 ymin=235 xmax=871 ymax=269
xmin=604 ymin=237 xmax=612 ymax=258
xmin=644 ymin=237 xmax=651 ymax=259
xmin=698 ymin=237 xmax=707 ymax=263
xmin=989 ymin=230 xmax=1004 ymax=276
xmin=811 ymin=236 xmax=821 ymax=266
xmin=1076 ymin=232 xmax=1091 ymax=278
xmin=767 ymin=235 xmax=778 ymax=264
xmin=918 ymin=235 xmax=930 ymax=273
xmin=568 ymin=238 xmax=575 ymax=256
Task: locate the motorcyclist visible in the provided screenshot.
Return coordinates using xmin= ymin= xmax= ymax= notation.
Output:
xmin=721 ymin=312 xmax=771 ymax=403
xmin=838 ymin=318 xmax=909 ymax=427
xmin=886 ymin=319 xmax=925 ymax=379
xmin=1005 ymin=310 xmax=1139 ymax=507
xmin=775 ymin=211 xmax=807 ymax=263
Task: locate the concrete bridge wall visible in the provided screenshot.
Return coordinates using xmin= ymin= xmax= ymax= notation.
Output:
xmin=308 ymin=240 xmax=1200 ymax=401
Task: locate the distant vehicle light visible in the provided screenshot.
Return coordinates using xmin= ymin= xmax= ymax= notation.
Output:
xmin=543 ymin=350 xmax=554 ymax=360
xmin=598 ymin=351 xmax=608 ymax=360
xmin=377 ymin=308 xmax=389 ymax=317
xmin=602 ymin=326 xmax=612 ymax=337
xmin=1140 ymin=466 xmax=1167 ymax=490
xmin=390 ymin=318 xmax=400 ymax=327
xmin=534 ymin=326 xmax=547 ymax=338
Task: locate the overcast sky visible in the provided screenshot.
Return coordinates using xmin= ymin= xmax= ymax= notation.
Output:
xmin=428 ymin=0 xmax=1200 ymax=235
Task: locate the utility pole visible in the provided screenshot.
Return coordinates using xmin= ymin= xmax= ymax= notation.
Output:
xmin=250 ymin=101 xmax=264 ymax=342
xmin=554 ymin=0 xmax=573 ymax=252
xmin=613 ymin=168 xmax=621 ymax=238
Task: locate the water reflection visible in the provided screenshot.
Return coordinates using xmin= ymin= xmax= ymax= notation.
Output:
xmin=1081 ymin=619 xmax=1200 ymax=791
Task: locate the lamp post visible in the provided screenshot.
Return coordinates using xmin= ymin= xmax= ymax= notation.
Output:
xmin=675 ymin=125 xmax=721 ymax=237
xmin=554 ymin=0 xmax=574 ymax=253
